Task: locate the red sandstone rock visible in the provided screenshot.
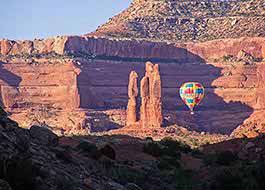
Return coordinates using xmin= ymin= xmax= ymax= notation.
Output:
xmin=1 ymin=36 xmax=265 ymax=62
xmin=140 ymin=76 xmax=150 ymax=127
xmin=9 ymin=40 xmax=33 ymax=55
xmin=0 ymin=35 xmax=265 ymax=135
xmin=236 ymin=50 xmax=255 ymax=64
xmin=126 ymin=62 xmax=162 ymax=128
xmin=0 ymin=40 xmax=14 ymax=55
xmin=140 ymin=62 xmax=162 ymax=128
xmin=126 ymin=71 xmax=138 ymax=126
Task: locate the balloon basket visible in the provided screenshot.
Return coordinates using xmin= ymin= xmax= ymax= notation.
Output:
xmin=190 ymin=111 xmax=194 ymax=115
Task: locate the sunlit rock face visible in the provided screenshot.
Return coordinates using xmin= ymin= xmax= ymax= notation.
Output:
xmin=140 ymin=62 xmax=162 ymax=128
xmin=126 ymin=71 xmax=139 ymax=126
xmin=0 ymin=35 xmax=265 ymax=136
xmin=89 ymin=0 xmax=265 ymax=42
xmin=126 ymin=62 xmax=163 ymax=128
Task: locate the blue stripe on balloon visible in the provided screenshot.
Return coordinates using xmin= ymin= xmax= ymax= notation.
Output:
xmin=186 ymin=99 xmax=194 ymax=103
xmin=196 ymin=89 xmax=203 ymax=94
xmin=186 ymin=84 xmax=193 ymax=88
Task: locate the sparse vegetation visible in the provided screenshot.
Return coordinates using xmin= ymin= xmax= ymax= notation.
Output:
xmin=223 ymin=54 xmax=235 ymax=62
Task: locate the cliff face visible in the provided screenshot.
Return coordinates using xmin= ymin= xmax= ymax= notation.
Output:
xmin=89 ymin=0 xmax=265 ymax=42
xmin=1 ymin=36 xmax=265 ymax=61
xmin=0 ymin=36 xmax=265 ymax=136
xmin=0 ymin=61 xmax=79 ymax=110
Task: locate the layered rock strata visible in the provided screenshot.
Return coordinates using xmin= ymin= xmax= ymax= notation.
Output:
xmin=1 ymin=36 xmax=265 ymax=62
xmin=0 ymin=36 xmax=265 ymax=135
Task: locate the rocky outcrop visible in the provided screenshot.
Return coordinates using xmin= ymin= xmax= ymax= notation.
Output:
xmin=0 ymin=107 xmax=136 ymax=190
xmin=90 ymin=0 xmax=265 ymax=42
xmin=0 ymin=37 xmax=68 ymax=56
xmin=126 ymin=62 xmax=162 ymax=128
xmin=29 ymin=125 xmax=58 ymax=146
xmin=236 ymin=50 xmax=256 ymax=64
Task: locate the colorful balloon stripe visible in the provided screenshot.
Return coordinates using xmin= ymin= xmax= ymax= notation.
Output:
xmin=179 ymin=82 xmax=205 ymax=113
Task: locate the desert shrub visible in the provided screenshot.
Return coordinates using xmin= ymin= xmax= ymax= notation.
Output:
xmin=100 ymin=157 xmax=115 ymax=171
xmin=161 ymin=137 xmax=191 ymax=153
xmin=191 ymin=148 xmax=204 ymax=158
xmin=143 ymin=142 xmax=163 ymax=157
xmin=208 ymin=161 xmax=265 ymax=190
xmin=143 ymin=138 xmax=191 ymax=158
xmin=99 ymin=144 xmax=116 ymax=160
xmin=241 ymin=161 xmax=265 ymax=190
xmin=145 ymin=137 xmax=153 ymax=142
xmin=203 ymin=153 xmax=217 ymax=165
xmin=77 ymin=141 xmax=102 ymax=159
xmin=109 ymin=165 xmax=146 ymax=185
xmin=223 ymin=55 xmax=234 ymax=62
xmin=158 ymin=156 xmax=181 ymax=170
xmin=158 ymin=168 xmax=193 ymax=190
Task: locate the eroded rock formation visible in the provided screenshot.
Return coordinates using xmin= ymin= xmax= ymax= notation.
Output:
xmin=126 ymin=71 xmax=138 ymax=126
xmin=127 ymin=62 xmax=162 ymax=128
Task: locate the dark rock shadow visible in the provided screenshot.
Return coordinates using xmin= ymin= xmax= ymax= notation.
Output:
xmin=0 ymin=61 xmax=22 ymax=109
xmin=76 ymin=65 xmax=105 ymax=109
xmin=83 ymin=111 xmax=123 ymax=132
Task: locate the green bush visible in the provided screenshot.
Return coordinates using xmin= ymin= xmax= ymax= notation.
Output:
xmin=143 ymin=138 xmax=191 ymax=158
xmin=161 ymin=137 xmax=191 ymax=153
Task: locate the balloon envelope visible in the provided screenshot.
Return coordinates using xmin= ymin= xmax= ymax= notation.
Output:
xmin=179 ymin=82 xmax=205 ymax=113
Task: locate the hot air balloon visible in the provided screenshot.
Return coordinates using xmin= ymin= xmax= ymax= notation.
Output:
xmin=179 ymin=82 xmax=205 ymax=114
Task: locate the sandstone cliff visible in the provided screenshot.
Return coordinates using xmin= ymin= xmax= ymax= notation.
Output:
xmin=1 ymin=35 xmax=265 ymax=136
xmin=1 ymin=36 xmax=264 ymax=62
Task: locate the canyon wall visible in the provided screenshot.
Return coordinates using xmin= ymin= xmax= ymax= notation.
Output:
xmin=0 ymin=36 xmax=265 ymax=135
xmin=0 ymin=60 xmax=80 ymax=110
xmin=1 ymin=36 xmax=265 ymax=61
